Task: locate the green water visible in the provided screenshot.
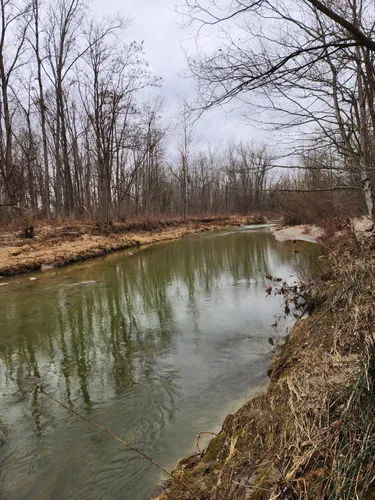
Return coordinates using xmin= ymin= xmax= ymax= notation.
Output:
xmin=0 ymin=227 xmax=321 ymax=500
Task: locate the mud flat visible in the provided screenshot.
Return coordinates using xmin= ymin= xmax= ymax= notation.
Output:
xmin=273 ymin=224 xmax=323 ymax=243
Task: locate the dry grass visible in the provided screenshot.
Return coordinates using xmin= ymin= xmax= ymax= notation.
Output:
xmin=0 ymin=215 xmax=263 ymax=276
xmin=159 ymin=231 xmax=375 ymax=500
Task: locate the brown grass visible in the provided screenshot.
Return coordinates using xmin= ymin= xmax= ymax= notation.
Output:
xmin=158 ymin=230 xmax=375 ymax=500
xmin=0 ymin=215 xmax=265 ymax=276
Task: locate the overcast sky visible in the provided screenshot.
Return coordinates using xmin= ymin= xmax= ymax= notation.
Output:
xmin=90 ymin=0 xmax=265 ymax=150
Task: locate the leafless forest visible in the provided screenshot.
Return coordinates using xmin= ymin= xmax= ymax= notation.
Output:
xmin=1 ymin=0 xmax=375 ymax=226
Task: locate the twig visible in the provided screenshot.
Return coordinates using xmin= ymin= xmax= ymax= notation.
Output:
xmin=40 ymin=388 xmax=200 ymax=500
xmin=309 ymin=360 xmax=360 ymax=366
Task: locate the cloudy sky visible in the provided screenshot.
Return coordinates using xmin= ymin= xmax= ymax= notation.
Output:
xmin=91 ymin=0 xmax=264 ymax=149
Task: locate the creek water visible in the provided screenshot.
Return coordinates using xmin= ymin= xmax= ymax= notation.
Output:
xmin=0 ymin=227 xmax=322 ymax=500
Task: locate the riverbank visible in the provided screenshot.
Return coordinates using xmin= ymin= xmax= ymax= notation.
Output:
xmin=0 ymin=215 xmax=264 ymax=276
xmin=158 ymin=229 xmax=375 ymax=499
xmin=273 ymin=224 xmax=323 ymax=243
xmin=272 ymin=216 xmax=374 ymax=244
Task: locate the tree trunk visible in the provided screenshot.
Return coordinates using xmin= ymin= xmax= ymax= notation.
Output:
xmin=34 ymin=0 xmax=50 ymax=219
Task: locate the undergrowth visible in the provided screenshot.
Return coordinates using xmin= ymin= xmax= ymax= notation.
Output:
xmin=321 ymin=337 xmax=375 ymax=500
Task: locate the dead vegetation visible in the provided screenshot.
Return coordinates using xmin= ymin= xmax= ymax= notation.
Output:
xmin=157 ymin=229 xmax=375 ymax=500
xmin=0 ymin=215 xmax=265 ymax=276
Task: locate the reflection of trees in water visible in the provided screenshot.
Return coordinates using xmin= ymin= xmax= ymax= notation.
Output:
xmin=0 ymin=233 xmax=320 ymax=420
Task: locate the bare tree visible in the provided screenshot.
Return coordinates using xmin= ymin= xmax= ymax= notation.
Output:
xmin=180 ymin=0 xmax=375 ymax=222
xmin=0 ymin=0 xmax=31 ymax=206
xmin=29 ymin=0 xmax=50 ymax=218
xmin=80 ymin=19 xmax=159 ymax=225
xmin=173 ymin=104 xmax=195 ymax=220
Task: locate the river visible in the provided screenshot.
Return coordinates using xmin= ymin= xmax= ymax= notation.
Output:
xmin=0 ymin=227 xmax=321 ymax=500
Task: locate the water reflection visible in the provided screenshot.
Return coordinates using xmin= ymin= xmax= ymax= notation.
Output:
xmin=0 ymin=229 xmax=321 ymax=500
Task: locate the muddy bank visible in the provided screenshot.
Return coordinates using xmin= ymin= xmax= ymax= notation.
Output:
xmin=0 ymin=216 xmax=264 ymax=276
xmin=158 ymin=234 xmax=375 ymax=499
xmin=273 ymin=224 xmax=323 ymax=243
xmin=273 ymin=216 xmax=374 ymax=244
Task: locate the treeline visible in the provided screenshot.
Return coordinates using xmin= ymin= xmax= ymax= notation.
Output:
xmin=1 ymin=0 xmax=372 ymax=227
xmin=0 ymin=0 xmax=281 ymax=224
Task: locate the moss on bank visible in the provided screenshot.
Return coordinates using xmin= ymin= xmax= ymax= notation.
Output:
xmin=157 ymin=234 xmax=375 ymax=500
